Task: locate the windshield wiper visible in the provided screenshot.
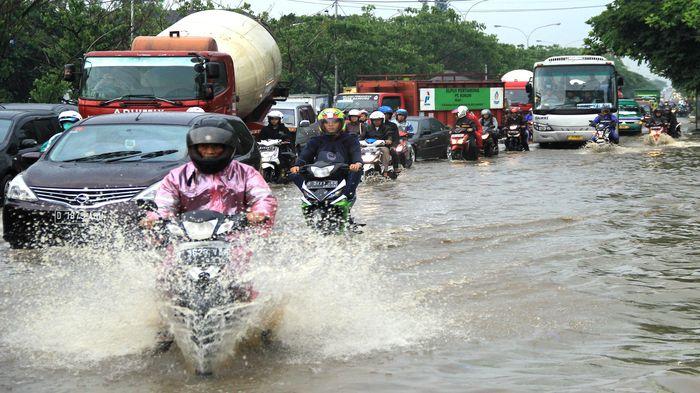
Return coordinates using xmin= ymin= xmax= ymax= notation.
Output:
xmin=105 ymin=149 xmax=180 ymax=162
xmin=99 ymin=95 xmax=183 ymax=107
xmin=63 ymin=150 xmax=142 ymax=162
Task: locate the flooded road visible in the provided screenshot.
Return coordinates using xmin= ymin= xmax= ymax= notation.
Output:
xmin=1 ymin=123 xmax=699 ymax=392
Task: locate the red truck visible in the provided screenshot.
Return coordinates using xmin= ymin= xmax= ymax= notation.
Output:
xmin=501 ymin=69 xmax=533 ymax=112
xmin=63 ymin=10 xmax=287 ymax=129
xmin=335 ymin=74 xmax=506 ymax=127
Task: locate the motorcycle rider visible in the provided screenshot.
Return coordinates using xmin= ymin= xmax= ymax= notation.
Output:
xmin=504 ymin=107 xmax=529 ymax=150
xmin=660 ymin=102 xmax=680 ymax=137
xmin=345 ymin=109 xmax=368 ymax=137
xmin=259 ymin=110 xmax=294 ymax=142
xmin=40 ymin=110 xmax=83 ymax=152
xmin=365 ymin=110 xmax=400 ymax=174
xmin=591 ymin=107 xmax=619 ymax=144
xmin=479 ymin=109 xmax=500 ymax=147
xmin=290 ymin=108 xmax=363 ymax=199
xmin=392 ymin=108 xmax=414 ymax=135
xmin=142 ymin=123 xmax=277 ymax=226
xmin=454 ymin=105 xmax=483 ymax=149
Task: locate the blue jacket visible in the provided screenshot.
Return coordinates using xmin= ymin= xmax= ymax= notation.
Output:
xmin=593 ymin=114 xmax=618 ymax=127
xmin=295 ymin=132 xmax=362 ymax=166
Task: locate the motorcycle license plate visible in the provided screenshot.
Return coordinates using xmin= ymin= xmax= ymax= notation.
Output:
xmin=178 ymin=247 xmax=227 ymax=264
xmin=52 ymin=210 xmax=105 ymax=225
xmin=567 ymin=135 xmax=584 ymax=141
xmin=306 ymin=180 xmax=338 ymax=189
xmin=258 ymin=145 xmax=277 ymax=152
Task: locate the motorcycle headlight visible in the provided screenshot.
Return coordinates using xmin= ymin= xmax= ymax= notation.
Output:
xmin=5 ymin=175 xmax=37 ymax=202
xmin=309 ymin=166 xmax=333 ymax=178
xmin=132 ymin=181 xmax=162 ymax=201
xmin=182 ymin=219 xmax=218 ymax=241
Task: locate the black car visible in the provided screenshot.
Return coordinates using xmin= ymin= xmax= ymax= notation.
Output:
xmin=0 ymin=103 xmax=78 ymax=114
xmin=406 ymin=116 xmax=450 ymax=160
xmin=0 ymin=107 xmax=74 ymax=197
xmin=3 ymin=112 xmax=260 ymax=249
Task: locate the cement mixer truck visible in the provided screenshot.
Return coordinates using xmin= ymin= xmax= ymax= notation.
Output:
xmin=63 ymin=10 xmax=287 ymax=128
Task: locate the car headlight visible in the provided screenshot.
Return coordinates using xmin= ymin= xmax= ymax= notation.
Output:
xmin=533 ymin=123 xmax=553 ymax=131
xmin=5 ymin=175 xmax=37 ymax=202
xmin=131 ymin=181 xmax=162 ymax=201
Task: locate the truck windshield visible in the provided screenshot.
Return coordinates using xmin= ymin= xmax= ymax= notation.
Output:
xmin=534 ymin=65 xmax=616 ymax=114
xmin=334 ymin=94 xmax=379 ymax=111
xmin=81 ymin=57 xmax=199 ymax=100
xmin=506 ymin=89 xmax=529 ymax=106
xmin=0 ymin=120 xmax=11 ymax=142
xmin=48 ymin=124 xmax=190 ymax=162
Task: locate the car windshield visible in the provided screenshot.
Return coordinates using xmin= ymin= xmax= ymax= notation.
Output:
xmin=619 ymin=104 xmax=640 ymax=115
xmin=81 ymin=56 xmax=200 ymax=100
xmin=48 ymin=124 xmax=191 ymax=162
xmin=0 ymin=119 xmax=11 ymax=141
xmin=334 ymin=94 xmax=379 ymax=111
xmin=534 ymin=65 xmax=616 ymax=114
xmin=506 ymin=89 xmax=529 ymax=105
xmin=271 ymin=108 xmax=296 ymax=127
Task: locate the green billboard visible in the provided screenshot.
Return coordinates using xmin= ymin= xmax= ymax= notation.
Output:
xmin=419 ymin=87 xmax=504 ymax=111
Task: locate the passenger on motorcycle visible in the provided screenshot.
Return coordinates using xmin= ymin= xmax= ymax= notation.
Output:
xmin=504 ymin=107 xmax=530 ymax=150
xmin=345 ymin=109 xmax=369 ymax=137
xmin=392 ymin=108 xmax=414 ymax=135
xmin=454 ymin=105 xmax=483 ymax=148
xmin=142 ymin=124 xmax=278 ymax=227
xmin=365 ymin=110 xmax=400 ymax=174
xmin=259 ymin=110 xmax=294 ymax=142
xmin=359 ymin=110 xmax=369 ymax=124
xmin=290 ymin=108 xmax=363 ymax=199
xmin=479 ymin=109 xmax=499 ymax=146
xmin=591 ymin=107 xmax=619 ymax=144
xmin=40 ymin=110 xmax=83 ymax=152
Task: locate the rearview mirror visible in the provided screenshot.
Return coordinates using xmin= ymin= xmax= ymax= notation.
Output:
xmin=205 ymin=62 xmax=221 ymax=79
xmin=21 ymin=139 xmax=38 ymax=148
xmin=202 ymin=83 xmax=215 ymax=100
xmin=63 ymin=64 xmax=76 ymax=82
xmin=299 ymin=120 xmax=310 ymax=127
xmin=617 ymin=76 xmax=624 ymax=86
xmin=19 ymin=151 xmax=41 ymax=170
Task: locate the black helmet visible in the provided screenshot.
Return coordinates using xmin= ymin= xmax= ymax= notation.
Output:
xmin=186 ymin=126 xmax=239 ymax=174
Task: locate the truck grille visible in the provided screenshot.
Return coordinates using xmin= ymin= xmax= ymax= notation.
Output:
xmin=31 ymin=186 xmax=146 ymax=207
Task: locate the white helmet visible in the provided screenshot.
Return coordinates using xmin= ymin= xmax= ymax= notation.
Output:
xmin=481 ymin=109 xmax=491 ymax=116
xmin=456 ymin=105 xmax=469 ymax=119
xmin=58 ymin=110 xmax=82 ymax=130
xmin=267 ymin=110 xmax=284 ymax=121
xmin=369 ymin=111 xmax=385 ymax=121
xmin=348 ymin=109 xmax=361 ymax=117
xmin=186 ymin=106 xmax=205 ymax=113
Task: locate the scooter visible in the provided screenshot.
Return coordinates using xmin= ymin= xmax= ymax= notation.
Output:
xmin=395 ymin=129 xmax=415 ymax=169
xmin=587 ymin=120 xmax=614 ymax=148
xmin=504 ymin=124 xmax=527 ymax=151
xmin=298 ymin=162 xmax=354 ymax=234
xmin=258 ymin=139 xmax=295 ymax=183
xmin=448 ymin=125 xmax=478 ymax=161
xmin=157 ymin=210 xmax=264 ymax=375
xmin=360 ymin=139 xmax=397 ymax=179
xmin=481 ymin=125 xmax=499 ymax=157
xmin=644 ymin=121 xmax=672 ymax=145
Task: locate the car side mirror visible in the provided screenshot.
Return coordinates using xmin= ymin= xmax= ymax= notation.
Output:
xmin=299 ymin=120 xmax=310 ymax=127
xmin=21 ymin=139 xmax=38 ymax=148
xmin=19 ymin=151 xmax=41 ymax=170
xmin=617 ymin=76 xmax=624 ymax=86
xmin=205 ymin=62 xmax=221 ymax=79
xmin=63 ymin=64 xmax=76 ymax=82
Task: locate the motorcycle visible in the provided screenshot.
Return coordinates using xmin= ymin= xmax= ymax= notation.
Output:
xmin=481 ymin=125 xmax=499 ymax=157
xmin=587 ymin=120 xmax=614 ymax=148
xmin=395 ymin=129 xmax=415 ymax=169
xmin=448 ymin=125 xmax=478 ymax=161
xmin=298 ymin=162 xmax=354 ymax=234
xmin=504 ymin=124 xmax=527 ymax=151
xmin=360 ymin=139 xmax=397 ymax=179
xmin=157 ymin=210 xmax=267 ymax=375
xmin=257 ymin=139 xmax=295 ymax=183
xmin=644 ymin=121 xmax=672 ymax=145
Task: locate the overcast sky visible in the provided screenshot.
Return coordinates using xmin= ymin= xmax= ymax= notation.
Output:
xmin=219 ymin=0 xmax=664 ymax=82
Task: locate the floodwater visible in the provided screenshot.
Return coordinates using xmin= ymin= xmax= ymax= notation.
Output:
xmin=1 ymin=122 xmax=698 ymax=392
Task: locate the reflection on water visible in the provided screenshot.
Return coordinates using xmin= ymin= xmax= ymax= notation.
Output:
xmin=0 ymin=125 xmax=699 ymax=392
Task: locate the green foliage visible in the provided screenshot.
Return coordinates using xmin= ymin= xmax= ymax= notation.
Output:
xmin=586 ymin=0 xmax=700 ymax=93
xmin=29 ymin=71 xmax=71 ymax=103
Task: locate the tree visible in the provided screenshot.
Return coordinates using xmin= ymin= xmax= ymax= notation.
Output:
xmin=586 ymin=0 xmax=700 ymax=94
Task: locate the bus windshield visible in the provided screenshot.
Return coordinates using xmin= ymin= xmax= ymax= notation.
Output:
xmin=534 ymin=65 xmax=616 ymax=114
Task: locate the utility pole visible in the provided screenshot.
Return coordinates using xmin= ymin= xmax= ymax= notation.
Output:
xmin=333 ymin=0 xmax=339 ymax=96
xmin=130 ymin=0 xmax=134 ymax=42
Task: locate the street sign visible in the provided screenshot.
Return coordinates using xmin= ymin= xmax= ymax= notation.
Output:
xmin=420 ymin=87 xmax=504 ymax=111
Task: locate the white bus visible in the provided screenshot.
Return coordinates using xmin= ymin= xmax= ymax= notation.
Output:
xmin=529 ymin=56 xmax=623 ymax=145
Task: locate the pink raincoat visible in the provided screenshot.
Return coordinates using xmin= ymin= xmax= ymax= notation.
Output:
xmin=148 ymin=160 xmax=277 ymax=224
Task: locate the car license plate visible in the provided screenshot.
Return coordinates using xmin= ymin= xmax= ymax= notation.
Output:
xmin=567 ymin=135 xmax=584 ymax=141
xmin=619 ymin=124 xmax=629 ymax=129
xmin=53 ymin=210 xmax=105 ymax=225
xmin=307 ymin=180 xmax=338 ymax=189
